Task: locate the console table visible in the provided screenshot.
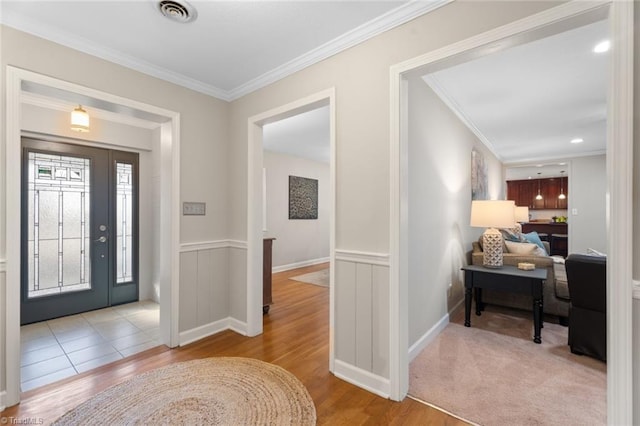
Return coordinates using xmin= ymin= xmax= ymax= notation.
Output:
xmin=461 ymin=265 xmax=547 ymax=343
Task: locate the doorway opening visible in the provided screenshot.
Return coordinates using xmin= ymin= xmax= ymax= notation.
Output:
xmin=5 ymin=67 xmax=181 ymax=406
xmin=246 ymin=88 xmax=336 ymax=369
xmin=389 ymin=1 xmax=633 ymax=423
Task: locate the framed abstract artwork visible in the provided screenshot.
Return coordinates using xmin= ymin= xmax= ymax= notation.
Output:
xmin=289 ymin=175 xmax=318 ymax=219
xmin=471 ymin=148 xmax=488 ymax=200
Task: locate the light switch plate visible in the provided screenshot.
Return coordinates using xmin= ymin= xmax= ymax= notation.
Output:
xmin=183 ymin=202 xmax=206 ymax=215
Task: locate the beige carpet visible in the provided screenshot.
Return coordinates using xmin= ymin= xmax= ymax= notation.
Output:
xmin=290 ymin=268 xmax=329 ymax=287
xmin=52 ymin=357 xmax=316 ymax=425
xmin=409 ymin=306 xmax=606 ymax=426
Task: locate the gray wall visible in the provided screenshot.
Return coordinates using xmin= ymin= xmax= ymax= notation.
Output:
xmin=263 ymin=151 xmax=330 ymax=269
xmin=568 ymin=155 xmax=606 ymax=254
xmin=407 ymin=77 xmax=503 ymax=346
xmin=227 ymin=1 xmax=559 ymax=381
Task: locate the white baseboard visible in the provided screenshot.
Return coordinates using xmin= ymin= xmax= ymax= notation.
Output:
xmin=408 ymin=312 xmax=450 ymax=362
xmin=333 ymin=359 xmax=390 ymax=399
xmin=272 ymin=257 xmax=330 ymax=273
xmin=0 ymin=390 xmax=6 ymax=412
xmin=228 ymin=317 xmax=248 ymax=336
xmin=178 ymin=317 xmax=249 ymax=346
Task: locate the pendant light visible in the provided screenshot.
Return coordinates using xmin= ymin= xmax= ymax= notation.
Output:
xmin=71 ymin=105 xmax=90 ymax=132
xmin=535 ymin=172 xmax=543 ymax=200
xmin=558 ymin=171 xmax=566 ymax=200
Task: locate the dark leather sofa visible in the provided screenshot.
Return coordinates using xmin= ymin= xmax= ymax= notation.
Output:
xmin=565 ymin=253 xmax=606 ymax=362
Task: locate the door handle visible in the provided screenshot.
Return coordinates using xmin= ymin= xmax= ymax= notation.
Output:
xmin=95 ymin=236 xmax=107 ymax=243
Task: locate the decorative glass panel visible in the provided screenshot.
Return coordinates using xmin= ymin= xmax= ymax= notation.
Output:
xmin=27 ymin=152 xmax=91 ymax=298
xmin=116 ymin=162 xmax=133 ymax=283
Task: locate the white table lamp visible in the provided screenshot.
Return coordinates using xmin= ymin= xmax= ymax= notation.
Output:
xmin=471 ymin=200 xmax=516 ymax=268
xmin=514 ymin=206 xmax=529 ymax=233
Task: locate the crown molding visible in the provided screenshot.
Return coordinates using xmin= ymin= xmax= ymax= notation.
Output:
xmin=227 ymin=0 xmax=453 ymax=101
xmin=1 ymin=0 xmax=451 ymax=102
xmin=0 ymin=10 xmax=230 ymax=100
xmin=422 ymin=74 xmax=503 ymax=161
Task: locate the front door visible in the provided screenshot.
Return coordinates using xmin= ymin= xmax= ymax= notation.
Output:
xmin=21 ymin=138 xmax=139 ymax=325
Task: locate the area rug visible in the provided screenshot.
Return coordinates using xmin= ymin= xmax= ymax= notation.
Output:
xmin=52 ymin=357 xmax=316 ymax=425
xmin=290 ymin=268 xmax=329 ymax=287
xmin=409 ymin=307 xmax=606 ymax=426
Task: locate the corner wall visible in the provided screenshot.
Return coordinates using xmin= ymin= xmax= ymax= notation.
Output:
xmin=569 ymin=155 xmax=606 ymax=254
xmin=406 ymin=77 xmax=503 ymax=350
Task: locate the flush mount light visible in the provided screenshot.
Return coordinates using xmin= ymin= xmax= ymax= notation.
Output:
xmin=570 ymin=138 xmax=584 ymax=144
xmin=71 ymin=105 xmax=90 ymax=132
xmin=157 ymin=0 xmax=197 ymax=23
xmin=593 ymin=40 xmax=611 ymax=53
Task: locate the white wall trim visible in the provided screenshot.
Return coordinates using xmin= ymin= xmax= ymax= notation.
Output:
xmin=335 ymin=250 xmax=390 ymax=267
xmin=178 ymin=317 xmax=249 ymax=346
xmin=408 ymin=313 xmax=449 ymax=362
xmin=227 ymin=0 xmax=452 ymax=101
xmin=4 ymin=67 xmax=181 ymax=408
xmin=606 ymin=2 xmax=635 ymax=423
xmin=389 ymin=0 xmax=629 ymax=411
xmin=1 ymin=1 xmax=451 ymax=102
xmin=333 ymin=360 xmax=391 ymax=399
xmin=633 ymin=281 xmax=640 ymax=300
xmin=228 ymin=317 xmax=249 ymax=336
xmin=179 ymin=240 xmax=247 ymax=253
xmin=179 ymin=318 xmax=231 ymax=346
xmin=0 ymin=390 xmax=6 ymax=412
xmin=272 ymin=257 xmax=330 ymax=273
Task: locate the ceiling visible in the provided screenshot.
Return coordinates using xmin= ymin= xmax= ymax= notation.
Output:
xmin=2 ymin=2 xmax=608 ymax=168
xmin=0 ymin=0 xmax=447 ymax=101
xmin=263 ymin=106 xmax=330 ymax=164
xmin=423 ymin=19 xmax=609 ymax=175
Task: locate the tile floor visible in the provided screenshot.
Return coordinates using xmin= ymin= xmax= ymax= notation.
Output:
xmin=20 ymin=300 xmax=161 ymax=392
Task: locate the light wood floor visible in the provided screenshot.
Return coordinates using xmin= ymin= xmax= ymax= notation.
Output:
xmin=1 ymin=263 xmax=466 ymax=425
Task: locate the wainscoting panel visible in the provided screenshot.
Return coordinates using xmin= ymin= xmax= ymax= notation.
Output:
xmin=335 ymin=250 xmax=391 ymax=390
xmin=372 ymin=264 xmax=390 ymax=378
xmin=228 ymin=247 xmax=248 ymax=323
xmin=179 ymin=243 xmax=231 ymax=333
xmin=355 ymin=263 xmax=373 ymax=370
xmin=335 ymin=260 xmax=357 ymax=365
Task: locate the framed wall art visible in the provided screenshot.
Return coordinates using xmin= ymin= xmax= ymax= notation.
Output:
xmin=289 ymin=175 xmax=318 ymax=219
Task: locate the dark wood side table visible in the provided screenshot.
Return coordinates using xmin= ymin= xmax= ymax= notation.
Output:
xmin=461 ymin=264 xmax=547 ymax=343
xmin=263 ymin=238 xmax=275 ymax=314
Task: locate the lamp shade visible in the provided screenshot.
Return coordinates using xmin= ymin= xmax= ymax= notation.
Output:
xmin=470 ymin=200 xmax=516 ymax=229
xmin=71 ymin=105 xmax=90 ymax=132
xmin=514 ymin=206 xmax=529 ymax=223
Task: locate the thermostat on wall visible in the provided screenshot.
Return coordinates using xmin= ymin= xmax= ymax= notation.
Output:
xmin=183 ymin=202 xmax=206 ymax=215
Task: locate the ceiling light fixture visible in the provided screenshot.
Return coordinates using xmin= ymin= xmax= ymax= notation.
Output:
xmin=593 ymin=40 xmax=611 ymax=53
xmin=535 ymin=172 xmax=543 ymax=201
xmin=157 ymin=0 xmax=197 ymax=23
xmin=558 ymin=171 xmax=566 ymax=200
xmin=71 ymin=105 xmax=90 ymax=132
xmin=570 ymin=138 xmax=584 ymax=144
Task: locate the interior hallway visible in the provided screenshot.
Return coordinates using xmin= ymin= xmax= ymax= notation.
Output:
xmin=3 ymin=263 xmax=465 ymax=424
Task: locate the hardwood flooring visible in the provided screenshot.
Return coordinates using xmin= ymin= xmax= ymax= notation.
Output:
xmin=1 ymin=263 xmax=466 ymax=425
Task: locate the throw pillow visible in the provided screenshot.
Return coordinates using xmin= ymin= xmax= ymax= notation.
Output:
xmin=500 ymin=228 xmax=526 ymax=242
xmin=523 ymin=231 xmax=548 ymax=255
xmin=505 ymin=241 xmax=548 ymax=257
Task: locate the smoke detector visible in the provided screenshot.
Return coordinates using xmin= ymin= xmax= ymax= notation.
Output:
xmin=157 ymin=0 xmax=197 ymax=23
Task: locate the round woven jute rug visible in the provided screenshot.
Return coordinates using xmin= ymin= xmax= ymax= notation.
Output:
xmin=52 ymin=357 xmax=316 ymax=425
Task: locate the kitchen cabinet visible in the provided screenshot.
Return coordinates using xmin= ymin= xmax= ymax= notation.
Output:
xmin=507 ymin=177 xmax=568 ymax=210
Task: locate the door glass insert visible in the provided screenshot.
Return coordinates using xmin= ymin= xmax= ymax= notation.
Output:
xmin=27 ymin=152 xmax=91 ymax=298
xmin=116 ymin=162 xmax=133 ymax=283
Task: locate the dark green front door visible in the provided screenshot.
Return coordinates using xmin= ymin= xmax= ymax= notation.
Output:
xmin=21 ymin=138 xmax=139 ymax=325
